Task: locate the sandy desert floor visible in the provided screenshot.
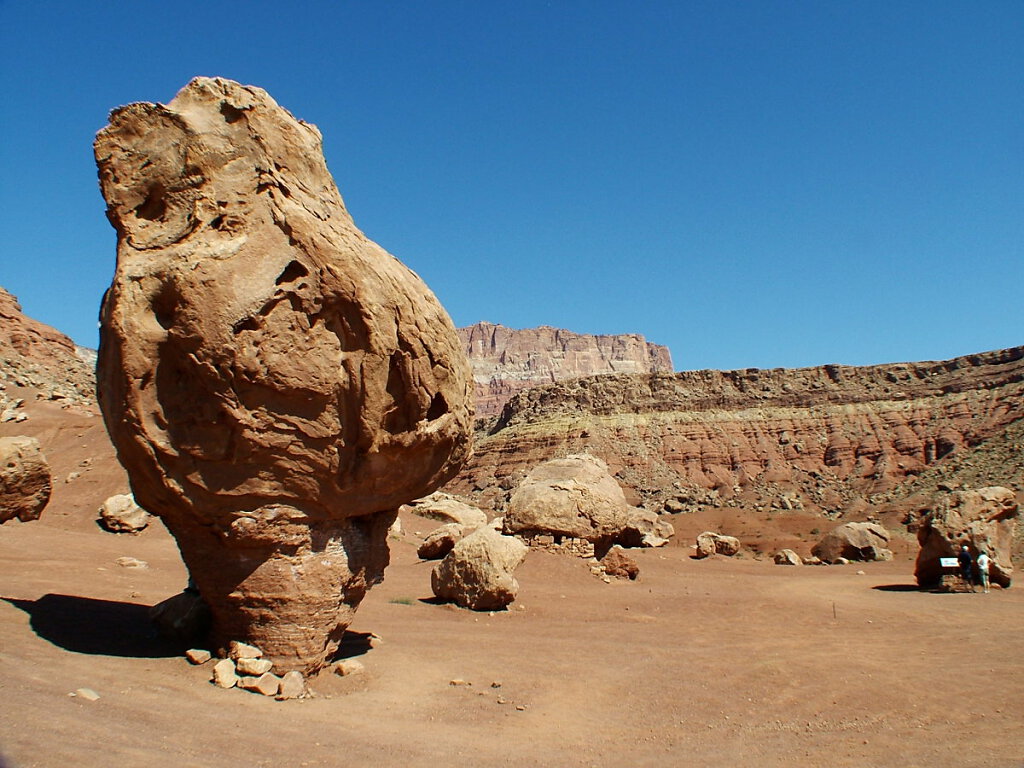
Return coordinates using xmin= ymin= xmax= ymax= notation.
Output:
xmin=1 ymin=401 xmax=1022 ymax=767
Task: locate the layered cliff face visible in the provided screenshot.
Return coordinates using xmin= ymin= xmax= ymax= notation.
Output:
xmin=0 ymin=287 xmax=95 ymax=409
xmin=448 ymin=347 xmax=1024 ymax=517
xmin=458 ymin=321 xmax=673 ymax=417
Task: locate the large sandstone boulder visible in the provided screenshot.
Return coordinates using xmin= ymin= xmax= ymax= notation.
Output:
xmin=431 ymin=527 xmax=528 ymax=610
xmin=94 ymin=78 xmax=473 ymax=674
xmin=914 ymin=487 xmax=1018 ymax=589
xmin=504 ymin=454 xmax=664 ymax=555
xmin=400 ymin=492 xmax=487 ymax=530
xmin=0 ymin=436 xmax=52 ymax=524
xmin=98 ymin=493 xmax=151 ymax=533
xmin=812 ymin=522 xmax=892 ymax=563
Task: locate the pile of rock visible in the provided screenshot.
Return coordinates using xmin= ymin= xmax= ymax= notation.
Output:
xmin=191 ymin=641 xmax=306 ymax=700
xmin=694 ymin=531 xmax=740 ymax=558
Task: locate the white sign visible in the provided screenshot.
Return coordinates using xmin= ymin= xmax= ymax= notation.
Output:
xmin=939 ymin=557 xmax=959 ymax=568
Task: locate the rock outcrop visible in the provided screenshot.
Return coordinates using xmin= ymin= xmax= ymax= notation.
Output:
xmin=0 ymin=435 xmax=52 ymax=524
xmin=431 ymin=527 xmax=528 ymax=610
xmin=812 ymin=522 xmax=892 ymax=563
xmin=503 ymin=454 xmax=664 ymax=556
xmin=459 ymin=322 xmax=673 ymax=417
xmin=94 ymin=77 xmax=473 ymax=674
xmin=0 ymin=287 xmax=96 ymax=408
xmin=914 ymin=487 xmax=1018 ymax=589
xmin=449 ymin=347 xmax=1024 ymax=519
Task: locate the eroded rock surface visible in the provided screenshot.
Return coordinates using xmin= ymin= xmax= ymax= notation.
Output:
xmin=95 ymin=77 xmax=472 ymax=673
xmin=98 ymin=492 xmax=150 ymax=533
xmin=0 ymin=435 xmax=52 ymax=524
xmin=914 ymin=487 xmax=1018 ymax=589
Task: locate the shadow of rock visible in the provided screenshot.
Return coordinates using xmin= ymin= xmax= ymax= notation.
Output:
xmin=4 ymin=593 xmax=182 ymax=658
xmin=331 ymin=629 xmax=373 ymax=661
xmin=871 ymin=584 xmax=924 ymax=592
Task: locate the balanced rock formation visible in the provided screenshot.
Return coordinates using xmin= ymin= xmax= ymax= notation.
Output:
xmin=94 ymin=77 xmax=473 ymax=674
xmin=914 ymin=487 xmax=1018 ymax=589
xmin=449 ymin=347 xmax=1024 ymax=516
xmin=504 ymin=454 xmax=665 ymax=556
xmin=431 ymin=527 xmax=528 ymax=610
xmin=0 ymin=436 xmax=52 ymax=524
xmin=812 ymin=522 xmax=893 ymax=563
xmin=98 ymin=492 xmax=151 ymax=533
xmin=459 ymin=322 xmax=673 ymax=417
xmin=695 ymin=531 xmax=741 ymax=558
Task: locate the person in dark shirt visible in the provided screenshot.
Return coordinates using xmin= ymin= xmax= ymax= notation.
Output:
xmin=958 ymin=543 xmax=975 ymax=592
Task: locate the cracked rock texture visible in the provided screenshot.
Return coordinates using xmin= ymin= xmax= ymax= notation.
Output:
xmin=95 ymin=77 xmax=472 ymax=674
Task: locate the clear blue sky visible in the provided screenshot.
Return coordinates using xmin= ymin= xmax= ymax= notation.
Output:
xmin=1 ymin=1 xmax=1021 ymax=371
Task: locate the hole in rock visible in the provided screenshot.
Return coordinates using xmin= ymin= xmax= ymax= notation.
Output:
xmin=219 ymin=102 xmax=245 ymax=123
xmin=275 ymin=260 xmax=309 ymax=285
xmin=134 ymin=185 xmax=167 ymax=221
xmin=426 ymin=392 xmax=448 ymax=421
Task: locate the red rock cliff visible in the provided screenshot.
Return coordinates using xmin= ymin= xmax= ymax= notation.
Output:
xmin=458 ymin=321 xmax=673 ymax=417
xmin=448 ymin=346 xmax=1024 ymax=515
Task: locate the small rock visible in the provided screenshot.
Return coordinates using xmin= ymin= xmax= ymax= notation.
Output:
xmin=236 ymin=657 xmax=274 ymax=675
xmin=211 ymin=658 xmax=239 ymax=689
xmin=114 ymin=556 xmax=148 ymax=569
xmin=228 ymin=640 xmax=263 ymax=660
xmin=73 ymin=688 xmax=100 ymax=701
xmin=773 ymin=549 xmax=802 ymax=566
xmin=335 ymin=659 xmax=365 ymax=677
xmin=490 ymin=681 xmax=502 ymax=688
xmin=448 ymin=678 xmax=470 ymax=686
xmin=277 ymin=670 xmax=306 ymax=700
xmin=240 ymin=672 xmax=281 ymax=696
xmin=185 ymin=648 xmax=212 ymax=665
xmin=515 ymin=705 xmax=526 ymax=711
xmin=856 ymin=570 xmax=866 ymax=575
xmin=65 ymin=472 xmax=81 ymax=483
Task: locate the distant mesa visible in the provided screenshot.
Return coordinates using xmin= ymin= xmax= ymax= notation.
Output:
xmin=458 ymin=321 xmax=673 ymax=418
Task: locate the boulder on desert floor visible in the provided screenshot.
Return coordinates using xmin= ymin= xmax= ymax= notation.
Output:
xmin=418 ymin=523 xmax=465 ymax=560
xmin=600 ymin=545 xmax=640 ymax=580
xmin=812 ymin=522 xmax=892 ymax=564
xmin=0 ymin=435 xmax=52 ymax=524
xmin=401 ymin=492 xmax=488 ymax=530
xmin=914 ymin=487 xmax=1019 ymax=589
xmin=94 ymin=77 xmax=473 ymax=675
xmin=774 ymin=549 xmax=803 ymax=566
xmin=695 ymin=531 xmax=740 ymax=558
xmin=431 ymin=527 xmax=528 ymax=610
xmin=98 ymin=493 xmax=151 ymax=533
xmin=504 ymin=454 xmax=668 ymax=555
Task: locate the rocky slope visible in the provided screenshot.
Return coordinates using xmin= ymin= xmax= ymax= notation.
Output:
xmin=0 ymin=287 xmax=96 ymax=413
xmin=458 ymin=321 xmax=673 ymax=417
xmin=447 ymin=347 xmax=1024 ymax=521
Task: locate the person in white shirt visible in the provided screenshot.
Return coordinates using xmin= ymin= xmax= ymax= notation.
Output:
xmin=977 ymin=550 xmax=991 ymax=593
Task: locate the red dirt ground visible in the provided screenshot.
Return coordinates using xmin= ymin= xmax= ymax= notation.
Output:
xmin=1 ymin=398 xmax=1022 ymax=767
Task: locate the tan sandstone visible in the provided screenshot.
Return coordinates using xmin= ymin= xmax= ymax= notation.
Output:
xmin=0 ymin=435 xmax=52 ymax=524
xmin=93 ymin=77 xmax=473 ymax=675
